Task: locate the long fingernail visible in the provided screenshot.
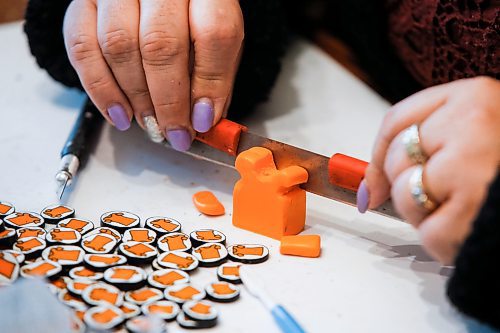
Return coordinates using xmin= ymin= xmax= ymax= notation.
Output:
xmin=357 ymin=181 xmax=370 ymax=213
xmin=166 ymin=129 xmax=192 ymax=152
xmin=143 ymin=115 xmax=164 ymax=143
xmin=108 ymin=104 xmax=130 ymax=131
xmin=192 ymin=98 xmax=214 ymax=133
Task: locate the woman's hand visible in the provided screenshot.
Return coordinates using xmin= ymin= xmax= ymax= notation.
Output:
xmin=359 ymin=77 xmax=500 ymax=264
xmin=63 ymin=0 xmax=244 ymax=151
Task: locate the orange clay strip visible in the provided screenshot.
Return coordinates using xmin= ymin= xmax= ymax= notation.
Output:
xmin=192 ymin=191 xmax=225 ymax=216
xmin=280 ymin=235 xmax=321 ymax=258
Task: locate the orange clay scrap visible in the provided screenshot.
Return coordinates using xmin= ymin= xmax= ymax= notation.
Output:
xmin=280 ymin=234 xmax=321 ymax=258
xmin=192 ymin=191 xmax=225 ymax=216
xmin=232 ymin=147 xmax=308 ymax=240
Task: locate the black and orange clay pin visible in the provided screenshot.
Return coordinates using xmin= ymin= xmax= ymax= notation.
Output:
xmin=0 ymin=201 xmax=15 ymax=219
xmin=41 ymin=204 xmax=75 ymax=223
xmin=20 ymin=260 xmax=62 ymax=280
xmin=217 ymin=263 xmax=242 ymax=284
xmin=118 ymin=241 xmax=158 ymax=265
xmin=205 ymin=281 xmax=240 ymax=303
xmin=4 ymin=212 xmax=44 ymax=229
xmin=2 ymin=249 xmax=25 ymax=265
xmin=67 ymin=279 xmax=95 ymax=297
xmin=0 ymin=251 xmax=20 ymax=285
xmin=83 ymin=305 xmax=124 ymax=331
xmin=17 ymin=227 xmax=46 ymax=239
xmin=83 ymin=282 xmax=124 ymax=307
xmin=177 ymin=311 xmax=217 ymax=329
xmin=164 ymin=283 xmax=206 ymax=304
xmin=58 ymin=218 xmax=94 ymax=235
xmin=148 ymin=269 xmax=190 ymax=289
xmin=122 ymin=228 xmax=157 ymax=244
xmin=227 ymin=244 xmax=270 ymax=264
xmin=189 ymin=229 xmax=226 ymax=247
xmin=13 ymin=236 xmax=46 ymax=259
xmin=157 ymin=232 xmax=192 ymax=252
xmin=101 ymin=211 xmax=140 ymax=232
xmin=46 ymin=227 xmax=82 ymax=245
xmin=183 ymin=300 xmax=218 ymax=322
xmin=59 ymin=288 xmax=87 ymax=308
xmin=83 ymin=254 xmax=127 ymax=272
xmin=124 ymin=287 xmax=163 ymax=305
xmin=141 ymin=300 xmax=180 ymax=321
xmin=156 ymin=251 xmax=199 ymax=272
xmin=69 ymin=266 xmax=104 ymax=281
xmin=81 ymin=233 xmax=117 ymax=254
xmin=42 ymin=245 xmax=85 ymax=268
xmin=0 ymin=228 xmax=17 ymax=250
xmin=85 ymin=227 xmax=121 ymax=242
xmin=104 ymin=265 xmax=147 ymax=291
xmin=192 ymin=243 xmax=228 ymax=267
xmin=119 ymin=302 xmax=141 ymax=320
xmin=145 ymin=216 xmax=181 ymax=235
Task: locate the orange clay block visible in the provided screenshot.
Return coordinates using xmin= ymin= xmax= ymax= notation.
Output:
xmin=233 ymin=147 xmax=308 ymax=240
xmin=192 ymin=191 xmax=225 ymax=216
xmin=280 ymin=235 xmax=321 ymax=258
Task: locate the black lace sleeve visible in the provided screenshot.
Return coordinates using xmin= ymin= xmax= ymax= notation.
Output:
xmin=447 ymin=174 xmax=500 ymax=330
xmin=23 ymin=0 xmax=289 ymax=120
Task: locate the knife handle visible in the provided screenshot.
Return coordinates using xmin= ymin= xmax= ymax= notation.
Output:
xmin=195 ymin=119 xmax=247 ymax=156
xmin=329 ymin=154 xmax=368 ymax=191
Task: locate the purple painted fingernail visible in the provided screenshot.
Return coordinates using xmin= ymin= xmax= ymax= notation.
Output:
xmin=192 ymin=99 xmax=214 ymax=133
xmin=108 ymin=104 xmax=130 ymax=131
xmin=166 ymin=129 xmax=192 ymax=152
xmin=357 ymin=181 xmax=370 ymax=214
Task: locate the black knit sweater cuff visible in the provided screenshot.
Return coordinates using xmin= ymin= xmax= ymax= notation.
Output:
xmin=24 ymin=0 xmax=289 ymax=120
xmin=447 ymin=174 xmax=500 ymax=330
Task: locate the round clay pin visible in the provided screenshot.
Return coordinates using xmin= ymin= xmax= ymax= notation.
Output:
xmin=189 ymin=229 xmax=226 ymax=247
xmin=217 ymin=263 xmax=242 ymax=284
xmin=83 ymin=254 xmax=127 ymax=272
xmin=12 ymin=236 xmax=46 ymax=259
xmin=101 ymin=211 xmax=140 ymax=232
xmin=157 ymin=232 xmax=191 ymax=253
xmin=0 ymin=251 xmax=20 ymax=285
xmin=183 ymin=300 xmax=218 ymax=322
xmin=45 ymin=227 xmax=82 ymax=245
xmin=164 ymin=283 xmax=206 ymax=304
xmin=141 ymin=300 xmax=180 ymax=321
xmin=122 ymin=228 xmax=157 ymax=244
xmin=0 ymin=201 xmax=15 ymax=219
xmin=4 ymin=212 xmax=44 ymax=229
xmin=83 ymin=282 xmax=124 ymax=307
xmin=145 ymin=216 xmax=181 ymax=235
xmin=83 ymin=305 xmax=124 ymax=331
xmin=205 ymin=281 xmax=240 ymax=303
xmin=81 ymin=233 xmax=117 ymax=254
xmin=40 ymin=204 xmax=75 ymax=223
xmin=148 ymin=269 xmax=190 ymax=289
xmin=176 ymin=311 xmax=217 ymax=329
xmin=192 ymin=243 xmax=228 ymax=267
xmin=42 ymin=245 xmax=85 ymax=268
xmin=59 ymin=288 xmax=87 ymax=308
xmin=104 ymin=265 xmax=147 ymax=291
xmin=2 ymin=249 xmax=25 ymax=264
xmin=51 ymin=276 xmax=71 ymax=291
xmin=67 ymin=279 xmax=95 ymax=297
xmin=118 ymin=241 xmax=158 ymax=265
xmin=124 ymin=287 xmax=163 ymax=305
xmin=58 ymin=218 xmax=94 ymax=235
xmin=119 ymin=302 xmax=141 ymax=320
xmin=126 ymin=316 xmax=168 ymax=333
xmin=85 ymin=227 xmax=121 ymax=242
xmin=69 ymin=266 xmax=104 ymax=281
xmin=20 ymin=260 xmax=62 ymax=280
xmin=17 ymin=227 xmax=46 ymax=240
xmin=0 ymin=228 xmax=17 ymax=250
xmin=156 ymin=251 xmax=198 ymax=272
xmin=227 ymin=244 xmax=270 ymax=264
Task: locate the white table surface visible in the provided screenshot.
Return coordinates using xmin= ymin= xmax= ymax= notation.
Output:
xmin=0 ymin=21 xmax=478 ymax=333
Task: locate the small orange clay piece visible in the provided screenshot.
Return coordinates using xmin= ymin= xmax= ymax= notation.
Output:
xmin=280 ymin=235 xmax=321 ymax=258
xmin=232 ymin=147 xmax=308 ymax=240
xmin=192 ymin=191 xmax=225 ymax=216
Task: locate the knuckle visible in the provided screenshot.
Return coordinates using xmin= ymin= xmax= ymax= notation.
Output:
xmin=197 ymin=23 xmax=244 ymax=47
xmin=154 ymin=100 xmax=182 ymax=112
xmin=66 ymin=34 xmax=98 ymax=64
xmin=100 ymin=29 xmax=138 ymax=63
xmin=140 ymin=31 xmax=186 ymax=66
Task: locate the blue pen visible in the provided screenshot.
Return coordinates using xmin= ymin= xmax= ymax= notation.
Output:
xmin=240 ymin=266 xmax=306 ymax=333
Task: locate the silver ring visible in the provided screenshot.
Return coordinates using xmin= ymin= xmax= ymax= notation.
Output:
xmin=402 ymin=124 xmax=427 ymax=164
xmin=409 ymin=165 xmax=437 ymax=211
